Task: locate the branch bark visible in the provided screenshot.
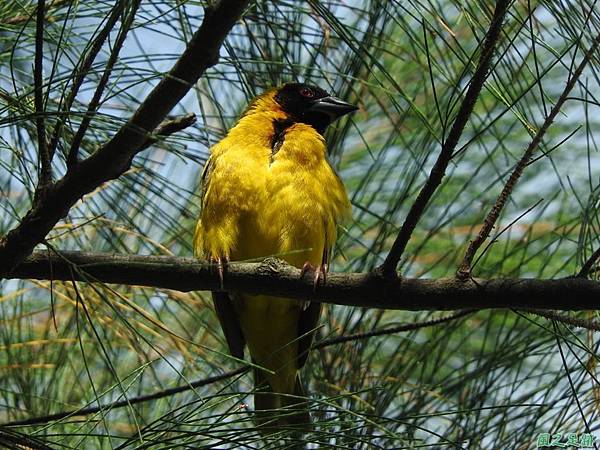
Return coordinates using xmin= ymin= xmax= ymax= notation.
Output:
xmin=7 ymin=250 xmax=600 ymax=310
xmin=34 ymin=0 xmax=51 ymax=193
xmin=0 ymin=0 xmax=248 ymax=273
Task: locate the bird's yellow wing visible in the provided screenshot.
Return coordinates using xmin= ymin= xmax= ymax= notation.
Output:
xmin=195 ymin=154 xmax=246 ymax=359
xmin=192 ymin=155 xmax=213 ymax=258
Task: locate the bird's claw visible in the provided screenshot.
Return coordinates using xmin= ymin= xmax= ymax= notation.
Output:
xmin=210 ymin=256 xmax=229 ymax=290
xmin=301 ymin=262 xmax=328 ymax=292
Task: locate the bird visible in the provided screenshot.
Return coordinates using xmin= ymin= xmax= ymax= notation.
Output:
xmin=193 ymin=82 xmax=356 ymax=432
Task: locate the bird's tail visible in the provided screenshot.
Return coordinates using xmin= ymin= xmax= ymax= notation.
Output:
xmin=253 ymin=368 xmax=311 ymax=434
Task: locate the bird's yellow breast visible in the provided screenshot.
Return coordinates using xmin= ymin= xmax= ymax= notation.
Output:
xmin=195 ymin=110 xmax=350 ymax=268
xmin=262 ymin=122 xmax=350 ymax=268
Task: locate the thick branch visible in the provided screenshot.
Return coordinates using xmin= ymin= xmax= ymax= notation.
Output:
xmin=379 ymin=0 xmax=510 ymax=279
xmin=0 ymin=0 xmax=248 ymax=273
xmin=6 ymin=251 xmax=600 ymax=310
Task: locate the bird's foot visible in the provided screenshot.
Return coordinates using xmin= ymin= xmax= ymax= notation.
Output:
xmin=300 ymin=262 xmax=327 ymax=292
xmin=209 ymin=255 xmax=229 ymax=290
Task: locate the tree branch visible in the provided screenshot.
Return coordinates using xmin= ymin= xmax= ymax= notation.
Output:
xmin=34 ymin=0 xmax=51 ymax=194
xmin=578 ymin=246 xmax=600 ymax=278
xmin=0 ymin=430 xmax=52 ymax=450
xmin=0 ymin=0 xmax=248 ymax=273
xmin=5 ymin=250 xmax=600 ymax=310
xmin=3 ymin=366 xmax=249 ymax=427
xmin=313 ymin=309 xmax=477 ymax=347
xmin=379 ymin=0 xmax=511 ymax=279
xmin=150 ymin=113 xmax=197 ymax=143
xmin=522 ymin=308 xmax=600 ymax=331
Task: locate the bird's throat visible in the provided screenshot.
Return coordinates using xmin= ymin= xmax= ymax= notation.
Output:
xmin=270 ymin=118 xmax=294 ymax=164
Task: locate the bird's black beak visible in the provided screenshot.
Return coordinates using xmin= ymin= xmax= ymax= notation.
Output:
xmin=307 ymin=96 xmax=358 ymax=121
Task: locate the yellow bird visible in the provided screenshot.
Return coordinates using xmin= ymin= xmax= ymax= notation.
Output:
xmin=194 ymin=82 xmax=356 ymax=430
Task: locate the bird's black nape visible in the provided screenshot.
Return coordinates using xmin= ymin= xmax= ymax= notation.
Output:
xmin=274 ymin=82 xmax=357 ymax=134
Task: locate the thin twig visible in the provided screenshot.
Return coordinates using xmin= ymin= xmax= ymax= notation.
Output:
xmin=6 ymin=306 xmax=600 ymax=429
xmin=67 ymin=1 xmax=140 ymax=168
xmin=0 ymin=430 xmax=53 ymax=450
xmin=521 ymin=309 xmax=600 ymax=331
xmin=457 ymin=30 xmax=600 ymax=279
xmin=49 ymin=0 xmax=125 ymax=160
xmin=117 ymin=113 xmax=196 ymax=166
xmin=148 ymin=113 xmax=197 ymax=144
xmin=578 ymin=246 xmax=600 ymax=278
xmin=469 ymin=199 xmax=543 ymax=273
xmin=34 ymin=0 xmax=51 ymax=195
xmin=379 ymin=0 xmax=511 ymax=279
xmin=314 ymin=309 xmax=477 ymax=348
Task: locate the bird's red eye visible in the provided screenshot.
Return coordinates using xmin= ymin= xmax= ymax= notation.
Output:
xmin=299 ymin=87 xmax=314 ymax=98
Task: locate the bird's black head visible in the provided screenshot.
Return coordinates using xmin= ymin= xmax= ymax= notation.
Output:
xmin=274 ymin=82 xmax=358 ymax=133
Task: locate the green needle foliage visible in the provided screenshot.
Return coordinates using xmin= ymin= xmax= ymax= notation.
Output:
xmin=0 ymin=0 xmax=599 ymax=448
